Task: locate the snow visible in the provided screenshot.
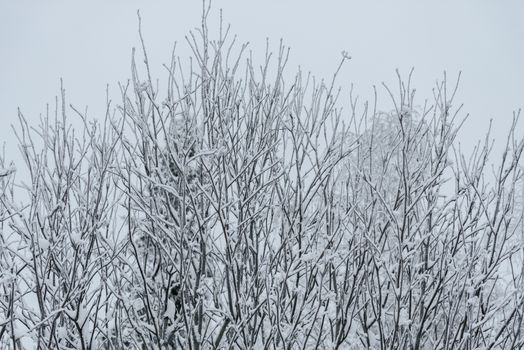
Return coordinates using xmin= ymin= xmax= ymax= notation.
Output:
xmin=164 ymin=299 xmax=177 ymax=321
xmin=38 ymin=237 xmax=50 ymax=250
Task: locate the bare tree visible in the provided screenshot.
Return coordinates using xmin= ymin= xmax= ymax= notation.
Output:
xmin=0 ymin=7 xmax=523 ymax=350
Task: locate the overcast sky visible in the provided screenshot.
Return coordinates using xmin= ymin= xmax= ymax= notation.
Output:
xmin=1 ymin=1 xmax=523 ymax=162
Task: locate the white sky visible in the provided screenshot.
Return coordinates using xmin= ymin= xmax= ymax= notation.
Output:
xmin=1 ymin=1 xmax=523 ymax=162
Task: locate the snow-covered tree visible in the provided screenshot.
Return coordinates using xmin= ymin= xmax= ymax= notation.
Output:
xmin=1 ymin=8 xmax=523 ymax=350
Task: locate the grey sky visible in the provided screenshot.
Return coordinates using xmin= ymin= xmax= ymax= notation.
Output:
xmin=1 ymin=1 xmax=523 ymax=161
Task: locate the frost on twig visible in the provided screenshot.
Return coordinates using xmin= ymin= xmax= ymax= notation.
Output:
xmin=1 ymin=8 xmax=524 ymax=350
xmin=0 ymin=165 xmax=15 ymax=178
